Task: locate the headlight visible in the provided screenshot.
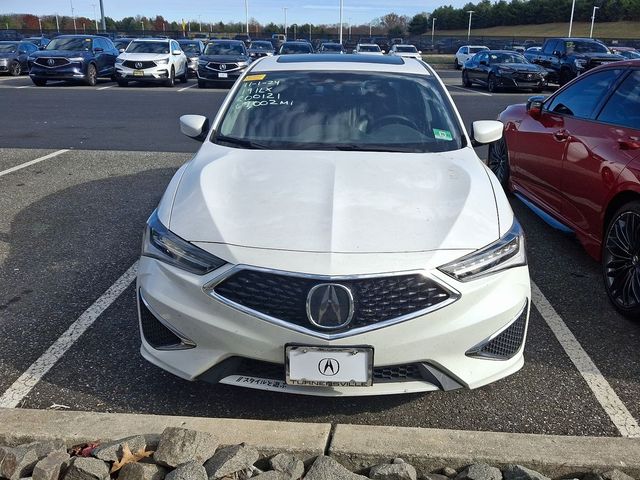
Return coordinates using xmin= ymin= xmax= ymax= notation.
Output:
xmin=156 ymin=58 xmax=169 ymax=65
xmin=28 ymin=55 xmax=35 ymax=61
xmin=237 ymin=61 xmax=248 ymax=67
xmin=68 ymin=56 xmax=84 ymax=62
xmin=574 ymin=58 xmax=587 ymax=68
xmin=115 ymin=58 xmax=124 ymax=64
xmin=198 ymin=59 xmax=208 ymax=66
xmin=142 ymin=210 xmax=226 ymax=275
xmin=438 ymin=220 xmax=526 ymax=282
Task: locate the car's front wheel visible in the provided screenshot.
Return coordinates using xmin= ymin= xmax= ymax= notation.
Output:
xmin=165 ymin=67 xmax=175 ymax=87
xmin=462 ymin=70 xmax=471 ymax=87
xmin=487 ymin=136 xmax=510 ymax=188
xmin=454 ymin=58 xmax=460 ymax=70
xmin=179 ymin=66 xmax=188 ymax=83
xmin=9 ymin=61 xmax=21 ymax=76
xmin=85 ymin=63 xmax=97 ymax=86
xmin=487 ymin=73 xmax=499 ymax=93
xmin=603 ymin=201 xmax=640 ymax=318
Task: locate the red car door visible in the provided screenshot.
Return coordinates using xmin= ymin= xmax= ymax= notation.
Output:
xmin=510 ymin=68 xmax=623 ymax=217
xmin=561 ymin=68 xmax=640 ymax=248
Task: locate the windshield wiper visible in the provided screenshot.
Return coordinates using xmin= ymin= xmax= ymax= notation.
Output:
xmin=214 ymin=135 xmax=270 ymax=150
xmin=332 ymin=144 xmax=419 ymax=153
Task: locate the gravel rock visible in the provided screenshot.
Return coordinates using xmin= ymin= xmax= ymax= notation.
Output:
xmin=254 ymin=472 xmax=287 ymax=480
xmin=165 ymin=461 xmax=207 ymax=480
xmin=93 ymin=435 xmax=147 ymax=462
xmin=369 ymin=460 xmax=417 ymax=480
xmin=203 ymin=443 xmax=259 ymax=479
xmin=154 ymin=428 xmax=218 ymax=468
xmin=33 ymin=451 xmax=71 ymax=480
xmin=0 ymin=444 xmax=39 ymax=480
xmin=269 ymin=453 xmax=304 ymax=480
xmin=63 ymin=457 xmax=110 ymax=480
xmin=118 ymin=462 xmax=167 ymax=480
xmin=456 ymin=464 xmax=503 ymax=480
xmin=602 ymin=470 xmax=636 ymax=480
xmin=425 ymin=474 xmax=451 ymax=480
xmin=442 ymin=468 xmax=458 ymax=478
xmin=503 ymin=465 xmax=549 ymax=480
xmin=305 ymin=455 xmax=367 ymax=480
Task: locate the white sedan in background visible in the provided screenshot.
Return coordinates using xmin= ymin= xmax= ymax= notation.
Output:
xmin=354 ymin=43 xmax=384 ymax=55
xmin=389 ymin=44 xmax=422 ymax=59
xmin=137 ymin=54 xmax=531 ymax=396
xmin=454 ymin=45 xmax=489 ymax=69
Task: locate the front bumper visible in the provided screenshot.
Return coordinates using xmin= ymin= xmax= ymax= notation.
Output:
xmin=495 ymin=74 xmax=546 ymax=89
xmin=115 ymin=64 xmax=170 ymax=82
xmin=137 ymin=256 xmax=531 ymax=396
xmin=197 ymin=65 xmax=245 ymax=84
xmin=29 ymin=62 xmax=86 ymax=80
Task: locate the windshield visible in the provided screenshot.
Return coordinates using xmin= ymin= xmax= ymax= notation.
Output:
xmin=489 ymin=53 xmax=527 ymax=64
xmin=216 ymin=71 xmax=464 ymax=153
xmin=621 ymin=50 xmax=640 ymax=59
xmin=569 ymin=41 xmax=609 ymax=54
xmin=250 ymin=42 xmax=273 ymax=50
xmin=359 ymin=45 xmax=381 ymax=52
xmin=322 ymin=44 xmax=343 ymax=51
xmin=397 ymin=46 xmax=418 ymax=53
xmin=114 ymin=40 xmax=131 ymax=50
xmin=205 ymin=42 xmax=245 ymax=55
xmin=46 ymin=37 xmax=92 ymax=51
xmin=281 ymin=43 xmax=312 ymax=54
xmin=126 ymin=41 xmax=170 ymax=54
xmin=0 ymin=43 xmax=18 ymax=53
xmin=179 ymin=42 xmax=200 ymax=54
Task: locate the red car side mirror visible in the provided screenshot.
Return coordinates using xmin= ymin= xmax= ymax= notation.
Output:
xmin=526 ymin=96 xmax=545 ymax=119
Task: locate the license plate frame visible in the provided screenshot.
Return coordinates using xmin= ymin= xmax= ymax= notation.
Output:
xmin=133 ymin=70 xmax=144 ymax=77
xmin=285 ymin=345 xmax=373 ymax=387
xmin=218 ymin=72 xmax=228 ymax=78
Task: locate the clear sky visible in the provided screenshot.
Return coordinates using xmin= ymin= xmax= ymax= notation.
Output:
xmin=0 ymin=1 xmax=450 ymax=25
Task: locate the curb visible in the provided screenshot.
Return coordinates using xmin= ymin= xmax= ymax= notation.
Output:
xmin=1 ymin=408 xmax=640 ymax=477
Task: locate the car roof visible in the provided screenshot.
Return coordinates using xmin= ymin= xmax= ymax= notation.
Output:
xmin=322 ymin=42 xmax=343 ymax=46
xmin=358 ymin=43 xmax=380 ymax=47
xmin=252 ymin=54 xmax=430 ymax=75
xmin=463 ymin=45 xmax=489 ymax=48
xmin=51 ymin=35 xmax=102 ymax=39
xmin=131 ymin=38 xmax=171 ymax=42
xmin=283 ymin=41 xmax=311 ymax=45
xmin=210 ymin=39 xmax=244 ymax=44
xmin=485 ymin=50 xmax=526 ymax=54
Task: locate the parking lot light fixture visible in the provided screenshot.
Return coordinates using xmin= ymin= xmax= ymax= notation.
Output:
xmin=38 ymin=17 xmax=42 ymax=35
xmin=245 ymin=0 xmax=249 ymax=35
xmin=339 ymin=0 xmax=343 ymax=45
xmin=140 ymin=20 xmax=144 ymax=33
xmin=283 ymin=7 xmax=288 ymax=38
xmin=589 ymin=6 xmax=599 ymax=38
xmin=431 ymin=17 xmax=436 ymax=46
xmin=99 ymin=0 xmax=105 ymax=31
xmin=466 ymin=11 xmax=474 ymax=41
xmin=91 ymin=3 xmax=98 ymax=32
xmin=568 ymin=0 xmax=576 ymax=36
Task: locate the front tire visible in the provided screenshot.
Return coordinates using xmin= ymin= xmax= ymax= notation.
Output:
xmin=165 ymin=67 xmax=175 ymax=87
xmin=179 ymin=67 xmax=188 ymax=83
xmin=85 ymin=63 xmax=97 ymax=86
xmin=454 ymin=58 xmax=460 ymax=70
xmin=487 ymin=73 xmax=499 ymax=93
xmin=602 ymin=201 xmax=640 ymax=318
xmin=559 ymin=68 xmax=572 ymax=86
xmin=9 ymin=61 xmax=21 ymax=76
xmin=462 ymin=70 xmax=471 ymax=87
xmin=487 ymin=136 xmax=510 ymax=188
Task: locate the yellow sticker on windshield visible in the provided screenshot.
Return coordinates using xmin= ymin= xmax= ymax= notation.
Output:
xmin=244 ymin=74 xmax=266 ymax=82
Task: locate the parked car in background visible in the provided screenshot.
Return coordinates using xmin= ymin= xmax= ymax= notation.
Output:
xmin=197 ymin=39 xmax=251 ymax=88
xmin=141 ymin=54 xmax=530 ymax=395
xmin=388 ymin=44 xmax=422 ymax=59
xmin=23 ymin=36 xmax=50 ymax=49
xmin=115 ymin=38 xmax=188 ymax=87
xmin=28 ymin=35 xmax=118 ymax=86
xmin=318 ymin=42 xmax=345 ymax=54
xmin=234 ymin=34 xmax=251 ymax=47
xmin=455 ymin=45 xmax=489 ymax=69
xmin=247 ymin=40 xmax=276 ymax=58
xmin=610 ymin=46 xmax=640 ymax=60
xmin=525 ymin=37 xmax=623 ymax=85
xmin=525 ymin=46 xmax=542 ymax=55
xmin=354 ymin=43 xmax=383 ymax=55
xmin=279 ymin=41 xmax=314 ymax=55
xmin=178 ymin=39 xmax=205 ymax=76
xmin=371 ymin=36 xmax=390 ymax=52
xmin=462 ymin=50 xmax=547 ymax=92
xmin=271 ymin=33 xmax=286 ymax=50
xmin=490 ymin=60 xmax=640 ymax=316
xmin=0 ymin=41 xmax=38 ymax=76
xmin=114 ymin=37 xmax=135 ymax=53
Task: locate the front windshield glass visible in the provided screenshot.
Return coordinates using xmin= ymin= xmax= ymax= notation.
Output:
xmin=281 ymin=43 xmax=312 ymax=54
xmin=0 ymin=43 xmax=18 ymax=53
xmin=114 ymin=40 xmax=131 ymax=50
xmin=359 ymin=45 xmax=381 ymax=52
xmin=180 ymin=42 xmax=200 ymax=54
xmin=251 ymin=42 xmax=273 ymax=50
xmin=322 ymin=44 xmax=343 ymax=51
xmin=397 ymin=46 xmax=418 ymax=53
xmin=126 ymin=41 xmax=170 ymax=54
xmin=570 ymin=41 xmax=609 ymax=54
xmin=216 ymin=71 xmax=464 ymax=153
xmin=489 ymin=53 xmax=527 ymax=64
xmin=621 ymin=50 xmax=640 ymax=59
xmin=205 ymin=42 xmax=245 ymax=55
xmin=46 ymin=37 xmax=92 ymax=51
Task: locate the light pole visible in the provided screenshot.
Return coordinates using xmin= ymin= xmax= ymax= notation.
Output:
xmin=283 ymin=7 xmax=288 ymax=38
xmin=466 ymin=11 xmax=474 ymax=41
xmin=140 ymin=20 xmax=144 ymax=33
xmin=198 ymin=15 xmax=202 ymax=32
xmin=369 ymin=22 xmax=372 ymax=36
xmin=245 ymin=0 xmax=249 ymax=35
xmin=38 ymin=17 xmax=42 ymax=35
xmin=91 ymin=3 xmax=98 ymax=32
xmin=589 ymin=6 xmax=599 ymax=38
xmin=339 ymin=0 xmax=343 ymax=44
xmin=431 ymin=17 xmax=436 ymax=46
xmin=568 ymin=0 xmax=576 ymax=36
xmin=55 ymin=14 xmax=60 ymax=32
xmin=70 ymin=0 xmax=77 ymax=33
xmin=99 ymin=0 xmax=105 ymax=31
xmin=348 ymin=17 xmax=351 ymax=40
xmin=293 ymin=24 xmax=297 ymax=38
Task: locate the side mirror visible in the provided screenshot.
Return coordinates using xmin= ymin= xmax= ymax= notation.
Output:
xmin=172 ymin=49 xmax=182 ymax=55
xmin=381 ymin=50 xmax=386 ymax=53
xmin=180 ymin=115 xmax=209 ymax=141
xmin=118 ymin=48 xmax=125 ymax=53
xmin=418 ymin=50 xmax=422 ymax=54
xmin=38 ymin=45 xmax=46 ymax=50
xmin=553 ymin=50 xmax=562 ymax=57
xmin=471 ymin=120 xmax=503 ymax=146
xmin=94 ymin=47 xmax=104 ymax=53
xmin=526 ymin=95 xmax=545 ymax=119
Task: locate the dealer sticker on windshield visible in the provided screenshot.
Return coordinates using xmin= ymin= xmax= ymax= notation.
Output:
xmin=433 ymin=128 xmax=453 ymax=141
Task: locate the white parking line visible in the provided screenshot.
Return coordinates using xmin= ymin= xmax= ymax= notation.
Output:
xmin=178 ymin=84 xmax=196 ymax=92
xmin=0 ymin=262 xmax=138 ymax=408
xmin=97 ymin=85 xmax=114 ymax=90
xmin=532 ymin=282 xmax=640 ymax=438
xmin=447 ymin=85 xmax=492 ymax=97
xmin=15 ymin=85 xmax=32 ymax=89
xmin=0 ymin=149 xmax=69 ymax=178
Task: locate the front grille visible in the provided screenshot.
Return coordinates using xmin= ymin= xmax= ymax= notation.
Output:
xmin=139 ymin=296 xmax=184 ymax=349
xmin=513 ymin=72 xmax=540 ymax=81
xmin=207 ymin=62 xmax=239 ymax=71
xmin=467 ymin=303 xmax=528 ymax=360
xmin=373 ymin=364 xmax=423 ymax=382
xmin=122 ymin=60 xmax=157 ymax=69
xmin=213 ymin=269 xmax=452 ymax=334
xmin=35 ymin=57 xmax=69 ymax=67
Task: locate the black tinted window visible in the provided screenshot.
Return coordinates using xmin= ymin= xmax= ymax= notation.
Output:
xmin=597 ymin=70 xmax=640 ymax=130
xmin=547 ymin=69 xmax=622 ymax=119
xmin=47 ymin=37 xmax=92 ymax=51
xmin=542 ymin=40 xmax=557 ymax=55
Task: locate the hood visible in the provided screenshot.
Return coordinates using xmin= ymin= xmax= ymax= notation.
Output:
xmin=494 ymin=62 xmax=543 ymax=72
xmin=168 ymin=145 xmax=500 ymax=254
xmin=0 ymin=53 xmax=18 ymax=59
xmin=30 ymin=49 xmax=89 ymax=58
xmin=118 ymin=52 xmax=171 ymax=61
xmin=200 ymin=54 xmax=249 ymax=62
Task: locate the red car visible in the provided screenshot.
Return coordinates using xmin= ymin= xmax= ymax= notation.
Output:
xmin=490 ymin=59 xmax=640 ymax=316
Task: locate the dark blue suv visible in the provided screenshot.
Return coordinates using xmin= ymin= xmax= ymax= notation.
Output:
xmin=28 ymin=35 xmax=118 ymax=86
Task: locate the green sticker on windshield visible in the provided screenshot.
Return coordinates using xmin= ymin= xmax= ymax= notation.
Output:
xmin=433 ymin=129 xmax=453 ymax=141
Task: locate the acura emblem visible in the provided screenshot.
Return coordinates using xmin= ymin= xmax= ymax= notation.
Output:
xmin=306 ymin=283 xmax=354 ymax=330
xmin=527 ymin=73 xmax=533 ymax=79
xmin=135 ymin=62 xmax=143 ymax=69
xmin=47 ymin=58 xmax=55 ymax=66
xmin=219 ymin=63 xmax=227 ymax=70
xmin=318 ymin=358 xmax=340 ymax=376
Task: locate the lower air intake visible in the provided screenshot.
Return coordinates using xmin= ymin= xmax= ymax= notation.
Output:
xmin=466 ymin=302 xmax=528 ymax=360
xmin=139 ymin=293 xmax=191 ymax=350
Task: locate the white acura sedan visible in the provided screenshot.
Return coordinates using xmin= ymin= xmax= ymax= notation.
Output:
xmin=137 ymin=54 xmax=531 ymax=396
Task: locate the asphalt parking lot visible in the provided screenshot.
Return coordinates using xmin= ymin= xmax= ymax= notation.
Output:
xmin=0 ymin=70 xmax=638 ymax=438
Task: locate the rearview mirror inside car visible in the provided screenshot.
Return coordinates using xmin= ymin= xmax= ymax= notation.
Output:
xmin=526 ymin=95 xmax=545 ymax=118
xmin=180 ymin=115 xmax=209 ymax=141
xmin=471 ymin=120 xmax=503 ymax=146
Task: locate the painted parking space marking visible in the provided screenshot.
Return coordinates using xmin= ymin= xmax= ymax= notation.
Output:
xmin=15 ymin=85 xmax=32 ymax=89
xmin=97 ymin=85 xmax=114 ymax=90
xmin=178 ymin=84 xmax=197 ymax=92
xmin=532 ymin=281 xmax=640 ymax=438
xmin=0 ymin=149 xmax=69 ymax=178
xmin=447 ymin=85 xmax=493 ymax=97
xmin=0 ymin=262 xmax=138 ymax=408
